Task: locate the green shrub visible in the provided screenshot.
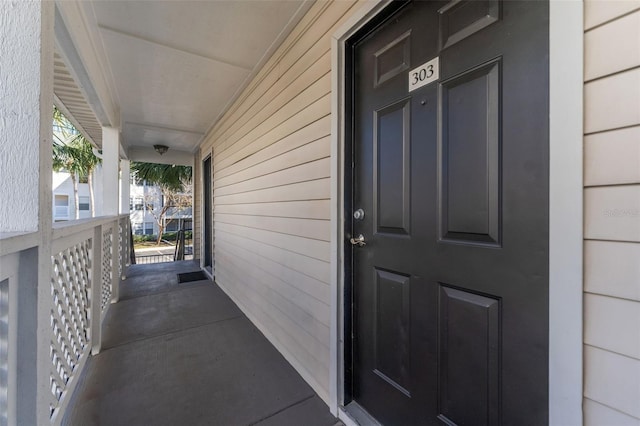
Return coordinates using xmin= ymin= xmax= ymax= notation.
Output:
xmin=163 ymin=231 xmax=178 ymax=241
xmin=132 ymin=230 xmax=192 ymax=244
xmin=132 ymin=234 xmax=157 ymax=243
xmin=159 ymin=231 xmax=192 ymax=241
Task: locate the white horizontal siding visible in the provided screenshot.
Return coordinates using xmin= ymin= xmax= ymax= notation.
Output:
xmin=584 ymin=67 xmax=640 ymax=134
xmin=584 ymin=398 xmax=640 ymax=426
xmin=584 ymin=185 xmax=640 ymax=242
xmin=583 ymin=4 xmax=640 ymax=423
xmin=214 ymin=200 xmax=331 ymax=220
xmin=215 ymin=71 xmax=331 ymax=160
xmin=215 ymin=138 xmax=331 ymax=191
xmin=585 ymin=240 xmax=640 ymax=301
xmin=216 ymin=94 xmax=331 ymax=173
xmin=584 ymin=346 xmax=640 ymax=419
xmin=215 ymin=237 xmax=330 ymax=304
xmin=214 ymin=214 xmax=330 ymax=242
xmin=214 ymin=178 xmax=330 ymax=205
xmin=584 ymin=0 xmax=640 ymax=30
xmin=215 ymin=222 xmax=330 ymax=263
xmin=584 ymin=294 xmax=640 ymax=359
xmin=215 ymin=229 xmax=330 ymax=284
xmin=215 ymin=116 xmax=331 ymax=182
xmin=584 ymin=126 xmax=640 ymax=186
xmin=196 ymin=0 xmax=361 ymax=404
xmin=584 ymin=10 xmax=640 ymax=81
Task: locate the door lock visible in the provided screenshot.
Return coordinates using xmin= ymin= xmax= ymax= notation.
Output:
xmin=353 ymin=209 xmax=365 ymax=220
xmin=350 ymin=234 xmax=366 ymax=247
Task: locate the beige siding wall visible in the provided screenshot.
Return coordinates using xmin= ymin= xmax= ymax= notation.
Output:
xmin=198 ymin=1 xmax=360 ymax=402
xmin=583 ymin=2 xmax=640 ymax=424
xmin=194 ymin=0 xmax=640 ymax=415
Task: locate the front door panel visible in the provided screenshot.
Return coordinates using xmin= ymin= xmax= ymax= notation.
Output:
xmin=349 ymin=1 xmax=549 ymax=425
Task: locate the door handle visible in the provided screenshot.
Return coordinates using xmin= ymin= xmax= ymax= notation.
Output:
xmin=350 ymin=234 xmax=366 ymax=247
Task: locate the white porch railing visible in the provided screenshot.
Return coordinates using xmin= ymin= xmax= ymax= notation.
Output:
xmin=0 ymin=214 xmax=130 ymax=425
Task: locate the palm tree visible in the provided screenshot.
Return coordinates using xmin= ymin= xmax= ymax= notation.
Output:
xmin=73 ymin=136 xmax=101 ymax=217
xmin=130 ymin=162 xmax=192 ymax=192
xmin=52 ymin=107 xmax=101 ymax=218
xmin=131 ymin=162 xmax=192 ymax=244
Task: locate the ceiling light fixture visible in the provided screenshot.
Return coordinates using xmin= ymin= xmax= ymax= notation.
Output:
xmin=153 ymin=144 xmax=169 ymax=155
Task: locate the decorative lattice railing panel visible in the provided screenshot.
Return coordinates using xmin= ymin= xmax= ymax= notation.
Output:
xmin=49 ymin=239 xmax=91 ymax=417
xmin=101 ymin=227 xmax=113 ymax=312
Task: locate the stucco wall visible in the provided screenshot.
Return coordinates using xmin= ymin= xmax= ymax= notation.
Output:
xmin=0 ymin=1 xmax=44 ymax=232
xmin=582 ymin=2 xmax=640 ymax=423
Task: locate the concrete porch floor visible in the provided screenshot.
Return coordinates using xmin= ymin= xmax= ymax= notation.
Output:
xmin=63 ymin=260 xmax=342 ymax=426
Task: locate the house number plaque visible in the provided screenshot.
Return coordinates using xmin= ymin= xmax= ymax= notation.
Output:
xmin=408 ymin=57 xmax=439 ymax=92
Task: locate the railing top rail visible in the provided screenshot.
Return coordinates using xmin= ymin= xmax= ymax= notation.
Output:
xmin=52 ymin=216 xmax=121 ymax=241
xmin=0 ymin=230 xmax=39 ymax=257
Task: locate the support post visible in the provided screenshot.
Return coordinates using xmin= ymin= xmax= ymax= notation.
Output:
xmin=0 ymin=1 xmax=55 ymax=424
xmin=90 ymin=226 xmax=103 ymax=355
xmin=120 ymin=159 xmax=130 ymax=215
xmin=120 ymin=217 xmax=129 ymax=280
xmin=111 ymin=220 xmax=120 ymax=303
xmin=0 ymin=2 xmax=53 ymax=234
xmin=118 ymin=158 xmax=130 ymax=283
xmin=101 ymin=127 xmax=120 ymax=216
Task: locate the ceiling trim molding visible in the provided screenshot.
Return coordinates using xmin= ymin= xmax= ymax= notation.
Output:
xmin=125 ymin=122 xmax=205 ymax=137
xmin=98 ymin=24 xmax=254 ymax=71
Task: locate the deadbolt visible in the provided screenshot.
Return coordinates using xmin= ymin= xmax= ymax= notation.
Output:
xmin=353 ymin=209 xmax=365 ymax=220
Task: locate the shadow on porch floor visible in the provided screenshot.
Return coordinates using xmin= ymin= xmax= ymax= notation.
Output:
xmin=63 ymin=260 xmax=342 ymax=426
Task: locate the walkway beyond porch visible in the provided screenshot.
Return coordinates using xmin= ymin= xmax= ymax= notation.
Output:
xmin=63 ymin=261 xmax=341 ymax=426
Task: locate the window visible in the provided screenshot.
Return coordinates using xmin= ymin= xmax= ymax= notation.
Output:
xmin=79 ymin=196 xmax=90 ymax=211
xmin=129 ymin=197 xmax=134 ymax=211
xmin=144 ymin=222 xmax=154 ymax=235
xmin=165 ymin=220 xmax=179 ymax=232
xmin=54 ymin=195 xmax=69 ymax=220
xmin=133 ymin=223 xmax=143 ymax=235
xmin=134 ymin=198 xmax=144 ymax=211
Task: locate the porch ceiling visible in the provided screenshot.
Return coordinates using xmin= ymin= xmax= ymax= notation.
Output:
xmin=54 ymin=0 xmax=311 ymax=160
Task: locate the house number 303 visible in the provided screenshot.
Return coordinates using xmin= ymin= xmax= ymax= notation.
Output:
xmin=412 ymin=65 xmax=434 ymax=84
xmin=408 ymin=57 xmax=439 ymax=92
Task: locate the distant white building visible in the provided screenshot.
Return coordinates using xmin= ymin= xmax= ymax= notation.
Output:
xmin=52 ymin=165 xmax=103 ymax=222
xmin=129 ymin=180 xmax=160 ymax=236
xmin=129 ymin=179 xmax=192 ymax=237
xmin=52 ymin=165 xmax=191 ymax=235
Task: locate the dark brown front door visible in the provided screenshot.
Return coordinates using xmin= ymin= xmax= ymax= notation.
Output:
xmin=203 ymin=156 xmax=213 ymax=271
xmin=348 ymin=1 xmax=549 ymax=424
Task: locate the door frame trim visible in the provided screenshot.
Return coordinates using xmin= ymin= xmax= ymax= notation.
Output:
xmin=328 ymin=1 xmax=584 ymax=423
xmin=200 ymin=151 xmax=214 ymax=279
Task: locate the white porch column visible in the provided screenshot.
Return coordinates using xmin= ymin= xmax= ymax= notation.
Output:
xmin=120 ymin=159 xmax=131 ymax=215
xmin=101 ymin=127 xmax=120 ymax=216
xmin=0 ymin=2 xmax=54 ymax=425
xmin=0 ymin=1 xmax=53 ymax=234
